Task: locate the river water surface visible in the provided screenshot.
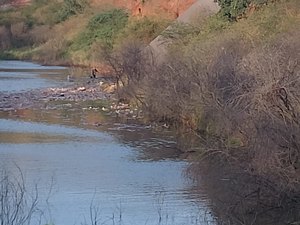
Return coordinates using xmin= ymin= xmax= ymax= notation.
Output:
xmin=0 ymin=61 xmax=214 ymax=225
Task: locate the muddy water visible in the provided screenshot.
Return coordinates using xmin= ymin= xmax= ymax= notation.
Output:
xmin=0 ymin=61 xmax=215 ymax=225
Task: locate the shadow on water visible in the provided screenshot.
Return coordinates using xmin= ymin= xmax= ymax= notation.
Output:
xmin=3 ymin=60 xmax=299 ymax=225
xmin=1 ymin=100 xmax=299 ymax=225
xmin=0 ymin=60 xmax=222 ymax=225
xmin=0 ymin=104 xmax=184 ymax=161
xmin=186 ymin=160 xmax=300 ymax=225
xmin=3 ymin=104 xmax=300 ymax=225
xmin=0 ymin=106 xmax=215 ymax=225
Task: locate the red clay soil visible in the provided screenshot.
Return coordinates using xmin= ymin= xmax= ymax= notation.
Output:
xmin=91 ymin=0 xmax=197 ymax=19
xmin=12 ymin=0 xmax=30 ymax=5
xmin=1 ymin=0 xmax=196 ymax=19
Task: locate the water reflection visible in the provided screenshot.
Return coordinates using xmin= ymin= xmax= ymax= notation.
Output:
xmin=0 ymin=60 xmax=215 ymax=225
xmin=187 ymin=162 xmax=300 ymax=225
xmin=0 ymin=60 xmax=66 ymax=70
xmin=0 ymin=60 xmax=68 ymax=92
xmin=0 ymin=107 xmax=183 ymax=161
xmin=0 ymin=115 xmax=212 ymax=225
xmin=0 ymin=132 xmax=69 ymax=144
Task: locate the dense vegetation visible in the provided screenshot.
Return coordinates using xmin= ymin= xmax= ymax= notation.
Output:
xmin=217 ymin=0 xmax=270 ymax=19
xmin=103 ymin=0 xmax=300 ymax=224
xmin=0 ymin=0 xmax=169 ymax=65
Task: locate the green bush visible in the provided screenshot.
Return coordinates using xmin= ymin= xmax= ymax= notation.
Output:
xmin=19 ymin=0 xmax=49 ymax=26
xmin=218 ymin=0 xmax=270 ymax=19
xmin=29 ymin=0 xmax=88 ymax=25
xmin=0 ymin=51 xmax=15 ymax=60
xmin=71 ymin=8 xmax=129 ymax=51
xmin=218 ymin=0 xmax=250 ymax=19
xmin=116 ymin=17 xmax=170 ymax=44
xmin=56 ymin=0 xmax=88 ymax=22
xmin=88 ymin=8 xmax=128 ymax=34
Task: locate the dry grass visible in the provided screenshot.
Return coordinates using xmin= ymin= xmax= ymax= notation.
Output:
xmin=103 ymin=0 xmax=300 ymax=206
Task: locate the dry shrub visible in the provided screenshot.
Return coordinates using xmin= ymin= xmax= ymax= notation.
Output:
xmin=143 ymin=52 xmax=198 ymax=125
xmin=0 ymin=167 xmax=40 ymax=225
xmin=146 ymin=36 xmax=251 ymax=133
xmin=28 ymin=25 xmax=53 ymax=44
xmin=180 ymin=33 xmax=300 ymax=224
xmin=191 ymin=33 xmax=300 ymax=194
xmin=240 ymin=32 xmax=300 ymax=192
xmin=100 ymin=2 xmax=300 ymax=222
xmin=33 ymin=37 xmax=69 ymax=64
xmin=193 ymin=32 xmax=300 ymax=194
xmin=140 ymin=31 xmax=300 ymax=197
xmin=0 ymin=24 xmax=12 ymax=49
xmin=10 ymin=22 xmax=36 ymax=47
xmin=104 ymin=26 xmax=300 ymax=197
xmin=101 ymin=41 xmax=151 ymax=104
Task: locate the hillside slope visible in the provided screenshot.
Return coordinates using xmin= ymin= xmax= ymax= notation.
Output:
xmin=91 ymin=0 xmax=196 ymax=18
xmin=149 ymin=0 xmax=220 ymax=61
xmin=0 ymin=0 xmax=197 ymax=18
xmin=0 ymin=0 xmax=201 ymax=65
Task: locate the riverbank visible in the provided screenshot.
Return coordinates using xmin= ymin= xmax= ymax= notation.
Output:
xmin=1 ymin=58 xmax=300 ymax=225
xmin=1 ymin=0 xmax=300 ymax=224
xmin=105 ymin=1 xmax=300 ymax=223
xmin=0 ymin=62 xmax=205 ymax=225
xmin=0 ymin=81 xmax=107 ymax=110
xmin=0 ymin=76 xmax=147 ymax=124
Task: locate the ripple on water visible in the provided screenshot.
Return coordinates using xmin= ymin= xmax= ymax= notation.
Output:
xmin=0 ymin=61 xmax=215 ymax=225
xmin=0 ymin=60 xmax=68 ymax=93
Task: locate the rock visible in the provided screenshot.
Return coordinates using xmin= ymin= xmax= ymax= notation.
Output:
xmin=77 ymin=87 xmax=86 ymax=91
xmin=101 ymin=107 xmax=108 ymax=111
xmin=94 ymin=122 xmax=102 ymax=127
xmin=103 ymin=84 xmax=116 ymax=94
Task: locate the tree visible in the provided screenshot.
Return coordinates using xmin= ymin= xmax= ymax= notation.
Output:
xmin=217 ymin=0 xmax=269 ymax=19
xmin=0 ymin=167 xmax=40 ymax=225
xmin=57 ymin=0 xmax=88 ymax=22
xmin=0 ymin=15 xmax=15 ymax=50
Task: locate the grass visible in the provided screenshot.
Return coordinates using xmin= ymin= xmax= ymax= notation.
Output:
xmin=0 ymin=47 xmax=36 ymax=60
xmin=122 ymin=0 xmax=300 ymax=205
xmin=0 ymin=52 xmax=16 ymax=60
xmin=0 ymin=0 xmax=298 ymax=67
xmin=167 ymin=0 xmax=300 ymax=58
xmin=116 ymin=16 xmax=171 ymax=44
xmin=70 ymin=8 xmax=129 ymax=51
xmin=0 ymin=0 xmax=173 ymax=65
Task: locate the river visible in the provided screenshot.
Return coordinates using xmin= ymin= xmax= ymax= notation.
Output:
xmin=0 ymin=61 xmax=215 ymax=225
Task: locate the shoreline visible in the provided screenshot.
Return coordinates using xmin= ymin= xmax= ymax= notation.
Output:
xmin=1 ymin=64 xmax=300 ymax=225
xmin=0 ymin=80 xmax=111 ymax=111
xmin=0 ymin=78 xmax=146 ymax=121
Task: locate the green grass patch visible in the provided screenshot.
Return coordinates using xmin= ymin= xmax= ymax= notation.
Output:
xmin=70 ymin=8 xmax=129 ymax=52
xmin=0 ymin=51 xmax=17 ymax=60
xmin=117 ymin=17 xmax=170 ymax=44
xmin=0 ymin=47 xmax=36 ymax=60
